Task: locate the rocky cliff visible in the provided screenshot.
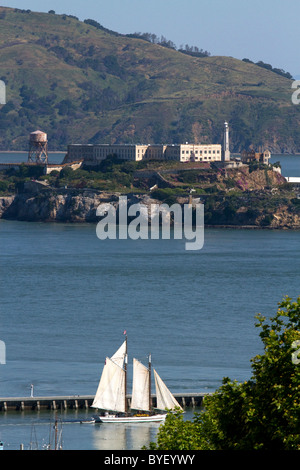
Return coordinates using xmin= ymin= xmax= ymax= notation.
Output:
xmin=0 ymin=191 xmax=157 ymax=223
xmin=0 ymin=165 xmax=299 ymax=228
xmin=0 ymin=186 xmax=299 ymax=229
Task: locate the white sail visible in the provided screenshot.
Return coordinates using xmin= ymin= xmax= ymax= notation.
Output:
xmin=91 ymin=340 xmax=127 ymax=412
xmin=111 ymin=340 xmax=126 ymax=368
xmin=154 ymin=369 xmax=182 ymax=411
xmin=91 ymin=357 xmax=125 ymax=412
xmin=131 ymin=358 xmax=150 ymax=411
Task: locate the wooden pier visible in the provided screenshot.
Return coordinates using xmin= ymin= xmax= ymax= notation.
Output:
xmin=0 ymin=393 xmax=209 ymax=412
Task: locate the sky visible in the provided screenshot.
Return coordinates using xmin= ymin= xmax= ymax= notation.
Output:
xmin=1 ymin=0 xmax=300 ymax=77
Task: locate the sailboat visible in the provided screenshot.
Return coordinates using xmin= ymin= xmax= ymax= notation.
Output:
xmin=91 ymin=336 xmax=182 ymax=423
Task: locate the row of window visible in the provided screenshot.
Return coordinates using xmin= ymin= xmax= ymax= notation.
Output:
xmin=181 ymin=156 xmax=221 ymax=161
xmin=182 ymin=149 xmax=220 ymax=154
xmin=69 ymin=145 xmax=222 ymax=162
xmin=94 ymin=149 xmax=135 ymax=157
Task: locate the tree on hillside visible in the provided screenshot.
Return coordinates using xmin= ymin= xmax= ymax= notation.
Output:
xmin=146 ymin=296 xmax=300 ymax=450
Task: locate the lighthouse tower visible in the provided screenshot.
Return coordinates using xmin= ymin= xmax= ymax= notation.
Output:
xmin=223 ymin=121 xmax=230 ymax=161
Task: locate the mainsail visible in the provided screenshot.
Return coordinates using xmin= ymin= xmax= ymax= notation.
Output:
xmin=131 ymin=358 xmax=150 ymax=411
xmin=153 ymin=369 xmax=182 ymax=411
xmin=91 ymin=340 xmax=126 ymax=412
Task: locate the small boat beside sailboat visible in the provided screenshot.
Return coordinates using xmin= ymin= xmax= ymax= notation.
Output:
xmin=91 ymin=336 xmax=182 ymax=423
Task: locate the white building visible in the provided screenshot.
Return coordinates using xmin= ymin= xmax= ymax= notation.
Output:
xmin=165 ymin=144 xmax=222 ymax=162
xmin=67 ymin=144 xmax=148 ymax=164
xmin=67 ymin=143 xmax=222 ymax=164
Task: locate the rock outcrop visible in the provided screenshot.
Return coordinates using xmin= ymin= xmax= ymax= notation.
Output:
xmin=0 ymin=167 xmax=299 ymax=229
xmin=0 ymin=191 xmax=159 ymax=223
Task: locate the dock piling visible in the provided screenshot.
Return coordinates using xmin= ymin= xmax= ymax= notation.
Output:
xmin=0 ymin=393 xmax=207 ymax=412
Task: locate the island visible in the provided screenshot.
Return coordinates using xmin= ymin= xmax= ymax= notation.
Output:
xmin=0 ymin=155 xmax=299 ymax=229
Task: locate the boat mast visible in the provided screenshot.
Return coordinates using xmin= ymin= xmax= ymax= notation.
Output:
xmin=148 ymin=353 xmax=152 ymax=412
xmin=124 ymin=334 xmax=128 ymax=414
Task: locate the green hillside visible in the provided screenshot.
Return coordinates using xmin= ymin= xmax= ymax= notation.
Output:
xmin=0 ymin=6 xmax=299 ymax=152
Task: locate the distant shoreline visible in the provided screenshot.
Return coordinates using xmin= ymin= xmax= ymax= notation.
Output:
xmin=0 ymin=151 xmax=300 ymax=156
xmin=0 ymin=150 xmax=66 ymax=153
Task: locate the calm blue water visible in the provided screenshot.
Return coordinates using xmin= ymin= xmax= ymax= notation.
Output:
xmin=0 ymin=152 xmax=299 ymax=449
xmin=0 ymin=220 xmax=299 ymax=449
xmin=0 ymin=152 xmax=65 ymax=164
xmin=270 ymin=154 xmax=300 ymax=176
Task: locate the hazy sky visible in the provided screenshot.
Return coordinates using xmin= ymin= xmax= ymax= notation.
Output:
xmin=2 ymin=0 xmax=299 ymax=77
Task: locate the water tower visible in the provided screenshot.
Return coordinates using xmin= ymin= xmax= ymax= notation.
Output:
xmin=28 ymin=130 xmax=48 ymax=164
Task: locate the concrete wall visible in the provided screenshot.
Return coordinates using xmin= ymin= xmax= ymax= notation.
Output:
xmin=44 ymin=160 xmax=83 ymax=174
xmin=67 ymin=144 xmax=148 ymax=164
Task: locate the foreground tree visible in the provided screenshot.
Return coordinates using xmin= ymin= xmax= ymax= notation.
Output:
xmin=147 ymin=296 xmax=300 ymax=450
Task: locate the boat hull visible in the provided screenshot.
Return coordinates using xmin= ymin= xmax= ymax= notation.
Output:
xmin=94 ymin=413 xmax=167 ymax=423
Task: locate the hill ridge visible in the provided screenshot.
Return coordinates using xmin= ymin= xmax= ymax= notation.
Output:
xmin=0 ymin=6 xmax=299 ymax=153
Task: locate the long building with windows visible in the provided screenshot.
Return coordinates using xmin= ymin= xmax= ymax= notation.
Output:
xmin=66 ymin=142 xmax=223 ymax=164
xmin=64 ymin=122 xmax=229 ymax=165
xmin=65 ymin=144 xmax=148 ymax=163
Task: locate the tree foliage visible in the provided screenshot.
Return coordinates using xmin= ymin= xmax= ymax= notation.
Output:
xmin=147 ymin=297 xmax=300 ymax=450
xmin=126 ymin=32 xmax=210 ymax=56
xmin=242 ymin=58 xmax=293 ymax=79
